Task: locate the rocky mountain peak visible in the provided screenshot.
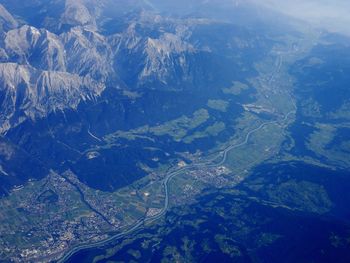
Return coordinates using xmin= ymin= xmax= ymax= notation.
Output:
xmin=5 ymin=25 xmax=66 ymax=71
xmin=60 ymin=0 xmax=97 ymax=30
xmin=0 ymin=62 xmax=104 ymax=132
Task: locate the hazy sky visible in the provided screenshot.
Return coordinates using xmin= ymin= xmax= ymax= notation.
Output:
xmin=254 ymin=0 xmax=350 ymax=35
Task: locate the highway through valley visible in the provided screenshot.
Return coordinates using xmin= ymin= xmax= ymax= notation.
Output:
xmin=57 ymin=110 xmax=295 ymax=263
xmin=57 ymin=50 xmax=296 ymax=263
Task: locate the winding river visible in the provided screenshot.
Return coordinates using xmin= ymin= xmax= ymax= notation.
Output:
xmin=57 ymin=49 xmax=296 ymax=262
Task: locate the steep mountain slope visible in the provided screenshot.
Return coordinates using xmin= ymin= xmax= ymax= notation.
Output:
xmin=1 ymin=1 xmax=349 ymax=262
xmin=0 ymin=0 xmax=274 ymax=194
xmin=0 ymin=0 xmax=276 ymax=134
xmin=0 ymin=63 xmax=104 ymax=132
xmin=5 ymin=25 xmax=66 ymax=70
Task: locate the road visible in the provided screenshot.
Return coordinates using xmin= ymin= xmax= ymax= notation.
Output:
xmin=147 ymin=108 xmax=295 ymax=221
xmin=57 ymin=51 xmax=295 ymax=262
xmin=57 ymin=109 xmax=294 ymax=263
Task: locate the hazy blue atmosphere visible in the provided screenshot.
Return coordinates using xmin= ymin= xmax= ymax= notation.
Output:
xmin=0 ymin=1 xmax=349 ymax=262
xmin=257 ymin=0 xmax=350 ymax=34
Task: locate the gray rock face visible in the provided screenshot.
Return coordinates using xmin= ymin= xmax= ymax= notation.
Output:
xmin=0 ymin=0 xmax=232 ymax=133
xmin=0 ymin=1 xmax=119 ymax=133
xmin=0 ymin=63 xmax=104 ymax=133
xmin=5 ymin=25 xmax=66 ymax=71
xmin=140 ymin=32 xmax=195 ymax=84
xmin=60 ymin=0 xmax=97 ymax=30
xmin=61 ymin=27 xmax=113 ymax=80
xmin=109 ymin=16 xmax=199 ymax=89
xmin=0 ymin=21 xmax=110 ymax=132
